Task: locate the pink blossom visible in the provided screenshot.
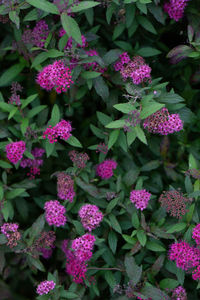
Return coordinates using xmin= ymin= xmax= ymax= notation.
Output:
xmin=192 ymin=264 xmax=200 ymax=281
xmin=79 ymin=204 xmax=103 ymax=231
xmin=164 ymin=0 xmax=189 ymax=22
xmin=36 ymin=280 xmax=55 ymax=295
xmin=96 ymin=159 xmax=117 ymax=179
xmin=43 ymin=120 xmax=72 ymax=144
xmin=44 ymin=200 xmax=67 ymax=227
xmin=1 ymin=223 xmax=19 ymax=238
xmin=71 ymin=233 xmax=96 ymax=262
xmin=130 ymin=189 xmax=151 ymax=210
xmin=6 ymin=141 xmax=26 ymax=164
xmin=20 ymin=147 xmax=45 ymax=179
xmin=83 ymin=49 xmax=106 ymax=73
xmin=32 ymin=20 xmax=49 ymax=48
xmin=172 ymin=286 xmax=187 ymax=300
xmin=192 ymin=224 xmax=200 ymax=245
xmin=65 ymin=249 xmax=88 ymax=283
xmin=36 ymin=60 xmax=73 ymax=93
xmin=59 ymin=29 xmax=87 ymax=49
xmin=57 ymin=172 xmax=75 ymax=202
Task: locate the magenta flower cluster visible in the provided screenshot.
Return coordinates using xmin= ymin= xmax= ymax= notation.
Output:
xmin=8 ymin=82 xmax=22 ymax=106
xmin=1 ymin=223 xmax=19 ymax=238
xmin=36 ymin=60 xmax=73 ymax=93
xmin=36 ymin=280 xmax=55 ymax=295
xmin=57 ymin=172 xmax=75 ymax=202
xmin=44 ymin=200 xmax=67 ymax=227
xmin=32 ymin=20 xmax=49 ymax=48
xmin=59 ymin=28 xmax=87 ymax=49
xmin=192 ymin=224 xmax=200 ymax=245
xmin=83 ymin=49 xmax=106 ymax=73
xmin=43 ymin=120 xmax=72 ymax=144
xmin=130 ymin=189 xmax=151 ymax=210
xmin=79 ymin=204 xmax=103 ymax=232
xmin=64 ymin=234 xmax=96 ymax=283
xmin=96 ymin=159 xmax=117 ymax=179
xmin=114 ymin=52 xmax=151 ymax=85
xmin=171 ymin=286 xmax=187 ymax=300
xmin=20 ymin=147 xmax=45 ymax=179
xmin=6 ymin=141 xmax=26 ymax=164
xmin=143 ymin=108 xmax=183 ymax=135
xmin=69 ymin=150 xmax=89 ymax=168
xmin=164 ymin=0 xmax=189 ymax=22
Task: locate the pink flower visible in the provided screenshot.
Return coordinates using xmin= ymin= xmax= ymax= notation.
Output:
xmin=44 ymin=200 xmax=67 ymax=227
xmin=36 ymin=280 xmax=55 ymax=295
xmin=71 ymin=233 xmax=96 ymax=262
xmin=130 ymin=189 xmax=151 ymax=210
xmin=20 ymin=147 xmax=45 ymax=179
xmin=79 ymin=204 xmax=103 ymax=232
xmin=192 ymin=264 xmax=200 ymax=281
xmin=65 ymin=250 xmax=88 ymax=283
xmin=36 ymin=60 xmax=73 ymax=93
xmin=32 ymin=20 xmax=49 ymax=48
xmin=96 ymin=159 xmax=117 ymax=179
xmin=192 ymin=224 xmax=200 ymax=245
xmin=6 ymin=141 xmax=26 ymax=164
xmin=43 ymin=120 xmax=72 ymax=144
xmin=172 ymin=286 xmax=187 ymax=300
xmin=59 ymin=29 xmax=87 ymax=49
xmin=143 ymin=108 xmax=183 ymax=135
xmin=164 ymin=0 xmax=189 ymax=22
xmin=83 ymin=49 xmax=106 ymax=73
xmin=69 ymin=150 xmax=89 ymax=168
xmin=57 ymin=172 xmax=75 ymax=202
xmin=1 ymin=223 xmax=21 ymax=248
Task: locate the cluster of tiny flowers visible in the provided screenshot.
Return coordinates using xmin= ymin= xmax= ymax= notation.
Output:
xmin=71 ymin=233 xmax=96 ymax=262
xmin=53 ymin=0 xmax=79 ymax=14
xmin=36 ymin=280 xmax=55 ymax=295
xmin=130 ymin=189 xmax=151 ymax=210
xmin=79 ymin=204 xmax=103 ymax=232
xmin=83 ymin=49 xmax=106 ymax=73
xmin=6 ymin=141 xmax=26 ymax=164
xmin=59 ymin=28 xmax=87 ymax=49
xmin=124 ymin=110 xmax=141 ymax=132
xmin=0 ymin=15 xmax=9 ymax=24
xmin=57 ymin=172 xmax=75 ymax=202
xmin=171 ymin=286 xmax=187 ymax=300
xmin=114 ymin=53 xmax=151 ymax=85
xmin=164 ymin=0 xmax=189 ymax=21
xmin=43 ymin=120 xmax=72 ymax=143
xmin=20 ymin=147 xmax=45 ymax=179
xmin=192 ymin=264 xmax=200 ymax=281
xmin=44 ymin=200 xmax=67 ymax=227
xmin=96 ymin=143 xmax=108 ymax=155
xmin=96 ymin=159 xmax=117 ymax=179
xmin=69 ymin=150 xmax=89 ymax=168
xmin=158 ymin=190 xmax=192 ymax=218
xmin=185 ymin=169 xmax=200 ymax=180
xmin=1 ymin=223 xmax=21 ymax=248
xmin=8 ymin=82 xmax=22 ymax=106
xmin=169 ymin=241 xmax=200 ymax=271
xmin=35 ymin=231 xmax=56 ymax=259
xmin=143 ymin=108 xmax=183 ymax=135
xmin=192 ymin=224 xmax=200 ymax=245
xmin=65 ymin=249 xmax=88 ymax=283
xmin=36 ymin=60 xmax=73 ymax=93
xmin=32 ymin=20 xmax=49 ymax=48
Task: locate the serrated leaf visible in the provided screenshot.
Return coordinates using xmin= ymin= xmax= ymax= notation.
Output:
xmin=0 ymin=63 xmax=25 ymax=87
xmin=6 ymin=188 xmax=25 ymax=199
xmin=28 ymin=256 xmax=45 ymax=272
xmin=138 ymin=16 xmax=157 ymax=34
xmin=27 ymin=105 xmax=47 ymax=118
xmin=124 ymin=255 xmax=142 ymax=284
xmin=71 ymin=1 xmax=99 ymax=12
xmin=106 ymin=119 xmax=126 ymax=129
xmin=108 ymin=130 xmax=120 ymax=149
xmin=137 ymin=230 xmax=147 ymax=246
xmin=109 ymin=214 xmax=122 ymax=234
xmin=66 ymin=136 xmax=82 ymax=148
xmin=135 ymin=126 xmax=147 ymax=144
xmin=0 ymin=160 xmax=13 ymax=169
xmin=61 ymin=13 xmax=82 ymax=44
xmin=166 ymin=222 xmax=187 ymax=233
xmin=50 ymin=104 xmax=60 ymax=126
xmin=81 ymin=71 xmax=101 ymax=79
xmin=159 ymin=278 xmax=178 ymax=290
xmin=140 ymin=103 xmax=164 ymax=119
xmin=94 ymin=76 xmax=109 ymax=99
xmin=26 ymin=0 xmax=59 ymax=14
xmin=108 ymin=230 xmax=117 ymax=254
xmin=113 ymin=103 xmax=135 ymax=114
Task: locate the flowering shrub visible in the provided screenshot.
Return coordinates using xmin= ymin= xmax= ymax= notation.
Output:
xmin=0 ymin=0 xmax=200 ymax=299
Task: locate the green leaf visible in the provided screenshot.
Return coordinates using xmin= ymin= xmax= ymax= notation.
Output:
xmin=103 ymin=49 xmax=121 ymax=65
xmin=142 ymin=286 xmax=170 ymax=300
xmin=105 ymin=271 xmax=116 ymax=288
xmin=159 ymin=278 xmax=179 ymax=290
xmin=27 ymin=105 xmax=47 ymax=118
xmin=124 ymin=255 xmax=142 ymax=284
xmin=132 ymin=212 xmax=139 ymax=229
xmin=166 ymin=222 xmax=187 ymax=233
xmin=109 ymin=214 xmax=122 ymax=234
xmin=9 ymin=11 xmax=20 ymax=28
xmin=2 ymin=201 xmax=13 ymax=221
xmin=189 ymin=153 xmax=197 ymax=169
xmin=0 ymin=186 xmax=3 ymax=201
xmin=61 ymin=13 xmax=82 ymax=44
xmin=28 ymin=256 xmax=45 ymax=272
xmin=0 ymin=234 xmax=7 ymax=245
xmin=8 ymin=107 xmax=18 ymax=120
xmin=29 ymin=214 xmax=45 ymax=239
xmin=94 ymin=76 xmax=109 ymax=99
xmin=141 ymin=160 xmax=160 ymax=171
xmin=137 ymin=230 xmax=147 ymax=246
xmin=71 ymin=1 xmax=99 ymax=12
xmin=108 ymin=230 xmax=118 ymax=254
xmin=20 ymin=118 xmax=29 ymax=135
xmin=45 ymin=139 xmax=55 ymax=158
xmin=113 ymin=103 xmax=135 ymax=114
xmin=60 ymin=290 xmax=79 ymax=299
xmin=135 ymin=126 xmax=147 ymax=144
xmin=66 ymin=136 xmax=82 ymax=148
xmin=137 ymin=16 xmax=157 ymax=34
xmin=21 ymin=94 xmax=37 ymax=109
xmin=106 ymin=119 xmax=126 ymax=129
xmin=127 ymin=128 xmax=137 ymax=146
xmin=26 ymin=0 xmax=59 ymax=14
xmin=146 ymin=241 xmax=166 ymax=252
xmin=106 ymin=197 xmax=119 ymax=213
xmin=140 ymin=102 xmax=164 ymax=119
xmin=0 ymin=160 xmax=13 ymax=169
xmin=186 ymin=203 xmax=195 ymax=223
xmin=126 ymin=4 xmax=135 ymax=28
xmin=108 ymin=129 xmax=120 ymax=149
xmin=31 ymin=52 xmax=48 ymax=68
xmin=122 ymin=234 xmax=136 ymax=244
xmin=81 ymin=71 xmax=101 ymax=79
xmin=112 ymin=23 xmax=126 ymax=40
xmin=0 ymin=63 xmax=25 ymax=87
xmin=6 ymin=188 xmax=25 ymax=199
xmin=97 ymin=111 xmax=112 ymax=126
xmin=50 ymin=104 xmax=60 ymax=126
xmin=137 ymin=47 xmax=161 ymax=57
xmin=23 ymin=8 xmax=38 ymax=21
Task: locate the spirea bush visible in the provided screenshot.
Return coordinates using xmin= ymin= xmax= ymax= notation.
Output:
xmin=0 ymin=0 xmax=200 ymax=299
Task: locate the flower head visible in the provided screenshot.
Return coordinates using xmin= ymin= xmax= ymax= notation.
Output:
xmin=59 ymin=29 xmax=87 ymax=49
xmin=79 ymin=204 xmax=103 ymax=231
xmin=171 ymin=286 xmax=187 ymax=300
xmin=6 ymin=141 xmax=26 ymax=164
xmin=32 ymin=20 xmax=49 ymax=48
xmin=164 ymin=0 xmax=189 ymax=22
xmin=69 ymin=150 xmax=89 ymax=168
xmin=192 ymin=224 xmax=200 ymax=245
xmin=57 ymin=172 xmax=75 ymax=202
xmin=44 ymin=200 xmax=67 ymax=227
xmin=71 ymin=233 xmax=96 ymax=262
xmin=36 ymin=280 xmax=55 ymax=295
xmin=1 ymin=223 xmax=21 ymax=248
xmin=96 ymin=159 xmax=117 ymax=179
xmin=130 ymin=189 xmax=151 ymax=210
xmin=43 ymin=120 xmax=72 ymax=144
xmin=20 ymin=147 xmax=45 ymax=179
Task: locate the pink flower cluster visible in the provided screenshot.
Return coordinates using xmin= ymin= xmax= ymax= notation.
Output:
xmin=114 ymin=53 xmax=151 ymax=85
xmin=96 ymin=159 xmax=117 ymax=179
xmin=44 ymin=200 xmax=67 ymax=227
xmin=79 ymin=204 xmax=103 ymax=232
xmin=83 ymin=49 xmax=106 ymax=73
xmin=69 ymin=150 xmax=89 ymax=168
xmin=169 ymin=241 xmax=200 ymax=271
xmin=164 ymin=0 xmax=189 ymax=22
xmin=59 ymin=28 xmax=87 ymax=49
xmin=36 ymin=60 xmax=73 ymax=93
xmin=36 ymin=280 xmax=55 ymax=295
xmin=32 ymin=20 xmax=49 ymax=48
xmin=57 ymin=172 xmax=75 ymax=202
xmin=130 ymin=189 xmax=151 ymax=210
xmin=43 ymin=120 xmax=72 ymax=144
xmin=20 ymin=147 xmax=45 ymax=179
xmin=1 ymin=223 xmax=21 ymax=248
xmin=143 ymin=108 xmax=183 ymax=135
xmin=65 ymin=234 xmax=95 ymax=283
xmin=8 ymin=82 xmax=22 ymax=106
xmin=6 ymin=141 xmax=26 ymax=164
xmin=192 ymin=224 xmax=200 ymax=245
xmin=172 ymin=286 xmax=187 ymax=300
